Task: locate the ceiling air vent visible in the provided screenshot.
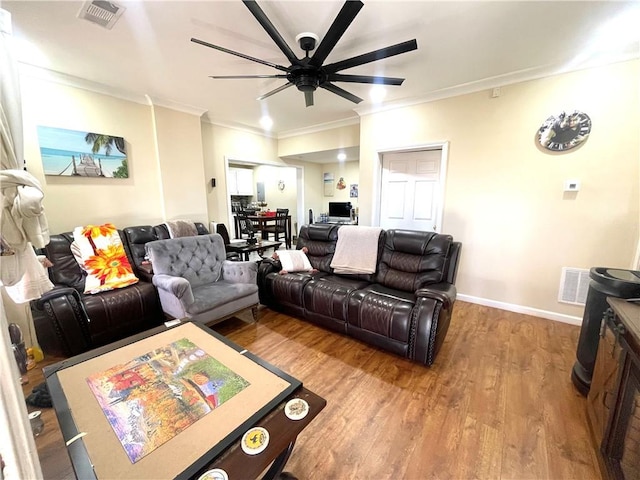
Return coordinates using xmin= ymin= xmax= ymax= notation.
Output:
xmin=77 ymin=1 xmax=125 ymax=29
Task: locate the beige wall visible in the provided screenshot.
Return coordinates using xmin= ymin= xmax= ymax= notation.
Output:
xmin=359 ymin=60 xmax=640 ymax=318
xmin=18 ymin=60 xmax=640 ymax=322
xmin=20 ymin=74 xmax=166 ymax=232
xmin=278 ymin=123 xmax=359 ymax=157
xmin=201 ymin=123 xmax=279 ymax=230
xmin=151 ymin=105 xmax=207 ymax=223
xmin=318 ymin=160 xmax=359 ymax=216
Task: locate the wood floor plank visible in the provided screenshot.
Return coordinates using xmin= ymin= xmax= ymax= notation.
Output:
xmin=27 ymin=301 xmax=602 ymax=479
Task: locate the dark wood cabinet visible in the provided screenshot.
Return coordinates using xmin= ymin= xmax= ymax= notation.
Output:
xmin=587 ymin=297 xmax=640 ymax=480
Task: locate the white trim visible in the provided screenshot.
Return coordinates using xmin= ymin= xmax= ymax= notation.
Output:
xmin=354 ymin=54 xmax=640 ymax=118
xmin=19 ymin=63 xmax=207 ymax=116
xmin=0 ymin=295 xmax=43 ymax=480
xmin=277 ymin=116 xmax=360 ymax=139
xmin=457 ymin=293 xmax=583 ymax=326
xmin=203 ymin=117 xmax=277 ymax=139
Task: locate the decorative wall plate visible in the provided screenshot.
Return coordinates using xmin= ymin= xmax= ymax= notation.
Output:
xmin=538 ymin=111 xmax=591 ymax=151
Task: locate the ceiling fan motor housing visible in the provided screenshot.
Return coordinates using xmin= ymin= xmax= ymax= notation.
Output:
xmin=296 ymin=32 xmax=319 ymax=53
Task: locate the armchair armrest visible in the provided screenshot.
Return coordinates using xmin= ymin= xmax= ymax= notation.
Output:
xmin=222 ymin=260 xmax=258 ymax=284
xmin=152 ymin=274 xmax=194 ymax=304
xmin=416 ymin=283 xmax=457 ymax=310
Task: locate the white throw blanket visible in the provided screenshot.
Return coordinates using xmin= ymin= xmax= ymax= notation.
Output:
xmin=330 ymin=226 xmax=383 ymax=275
xmin=165 ymin=220 xmax=198 ymax=238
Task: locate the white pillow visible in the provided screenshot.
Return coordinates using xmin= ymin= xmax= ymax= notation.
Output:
xmin=277 ymin=250 xmax=312 ymax=272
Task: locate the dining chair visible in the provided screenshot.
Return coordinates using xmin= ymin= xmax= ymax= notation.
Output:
xmin=236 ymin=212 xmax=257 ymax=243
xmin=215 ymin=223 xmax=241 ymax=261
xmin=263 ymin=208 xmax=290 ymax=248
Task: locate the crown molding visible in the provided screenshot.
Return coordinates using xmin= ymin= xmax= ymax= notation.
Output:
xmin=145 ymin=95 xmax=207 ymax=117
xmin=202 ymin=116 xmax=277 ymax=139
xmin=277 ymin=115 xmax=360 ymax=139
xmin=354 ymin=54 xmax=640 ymax=118
xmin=19 ymin=63 xmax=207 ymax=117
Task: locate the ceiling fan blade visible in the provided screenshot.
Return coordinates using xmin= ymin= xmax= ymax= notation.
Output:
xmin=191 ymin=37 xmax=290 ymax=73
xmin=320 ymin=83 xmax=363 ymax=104
xmin=327 ymin=73 xmax=405 ymax=86
xmin=324 ymin=39 xmax=418 ymax=74
xmin=209 ymin=75 xmax=288 ymax=79
xmin=305 ymin=91 xmax=314 ymax=107
xmin=257 ymin=82 xmax=293 ymax=101
xmin=310 ymin=0 xmax=364 ymax=67
xmin=243 ymin=0 xmax=300 ymax=65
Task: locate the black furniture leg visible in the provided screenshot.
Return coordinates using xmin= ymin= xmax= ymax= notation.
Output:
xmin=260 ymin=440 xmax=296 ymax=480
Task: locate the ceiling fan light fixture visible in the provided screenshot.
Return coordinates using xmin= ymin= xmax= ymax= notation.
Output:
xmin=259 ymin=115 xmax=273 ymax=130
xmin=369 ymin=85 xmax=387 ymax=102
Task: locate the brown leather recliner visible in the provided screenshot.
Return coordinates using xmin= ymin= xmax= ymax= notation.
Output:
xmin=31 ymin=231 xmax=165 ymax=357
xmin=258 ymin=224 xmax=461 ymax=366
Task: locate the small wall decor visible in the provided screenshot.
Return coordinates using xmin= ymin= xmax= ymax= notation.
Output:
xmin=323 ymin=172 xmax=334 ymax=196
xmin=336 ymin=177 xmax=346 ymax=190
xmin=350 ymin=184 xmax=358 ymax=198
xmin=277 ymin=180 xmax=285 ymax=191
xmin=37 ymin=126 xmax=128 ymax=178
xmin=537 ymin=111 xmax=591 ymax=152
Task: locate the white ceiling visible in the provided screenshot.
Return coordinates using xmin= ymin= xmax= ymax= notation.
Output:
xmin=4 ymin=1 xmax=640 ymax=138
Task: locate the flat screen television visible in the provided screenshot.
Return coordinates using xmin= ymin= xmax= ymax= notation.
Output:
xmin=328 ymin=202 xmax=352 ymax=218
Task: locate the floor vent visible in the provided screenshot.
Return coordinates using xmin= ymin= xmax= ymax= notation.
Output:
xmin=77 ymin=1 xmax=125 ymax=29
xmin=559 ymin=267 xmax=590 ymax=305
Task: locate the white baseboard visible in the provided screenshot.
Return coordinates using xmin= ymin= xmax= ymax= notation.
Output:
xmin=457 ymin=294 xmax=583 ymax=326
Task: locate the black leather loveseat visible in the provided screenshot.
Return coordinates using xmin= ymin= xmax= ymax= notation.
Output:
xmin=258 ymin=224 xmax=461 ymax=366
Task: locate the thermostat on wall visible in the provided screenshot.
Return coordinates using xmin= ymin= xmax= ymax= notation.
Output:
xmin=564 ymin=180 xmax=580 ymax=192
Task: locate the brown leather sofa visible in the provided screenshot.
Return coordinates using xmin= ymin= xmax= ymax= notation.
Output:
xmin=31 ymin=229 xmax=166 ymax=357
xmin=258 ymin=224 xmax=461 ymax=366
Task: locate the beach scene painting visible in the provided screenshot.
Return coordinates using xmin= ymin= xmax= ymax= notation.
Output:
xmin=86 ymin=338 xmax=250 ymax=463
xmin=37 ymin=126 xmax=129 ymax=178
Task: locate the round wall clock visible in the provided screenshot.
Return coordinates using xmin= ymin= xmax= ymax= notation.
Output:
xmin=537 ymin=110 xmax=591 ymax=151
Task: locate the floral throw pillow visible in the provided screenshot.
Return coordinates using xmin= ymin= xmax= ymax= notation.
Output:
xmin=72 ymin=223 xmax=138 ymax=294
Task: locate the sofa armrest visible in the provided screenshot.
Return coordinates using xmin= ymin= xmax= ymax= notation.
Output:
xmin=416 ymin=283 xmax=457 ymax=310
xmin=222 ymin=260 xmax=258 ymax=284
xmin=31 ymin=286 xmax=93 ymax=356
xmin=412 ymin=282 xmax=457 ymax=366
xmin=152 ymin=274 xmax=194 ymax=304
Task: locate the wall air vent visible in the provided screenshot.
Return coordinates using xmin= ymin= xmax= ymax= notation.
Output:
xmin=558 ymin=267 xmax=590 ymax=305
xmin=77 ymin=1 xmax=125 ymax=29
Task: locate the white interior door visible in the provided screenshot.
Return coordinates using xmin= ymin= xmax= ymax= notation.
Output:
xmin=379 ymin=149 xmax=444 ymax=232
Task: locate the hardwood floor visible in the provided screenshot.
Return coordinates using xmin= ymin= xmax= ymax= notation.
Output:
xmin=24 ymin=301 xmax=600 ymax=479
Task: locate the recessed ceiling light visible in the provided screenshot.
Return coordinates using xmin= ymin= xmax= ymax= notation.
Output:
xmin=259 ymin=116 xmax=273 ymax=130
xmin=337 ymin=152 xmax=347 ymax=161
xmin=370 ymin=85 xmax=387 ymax=103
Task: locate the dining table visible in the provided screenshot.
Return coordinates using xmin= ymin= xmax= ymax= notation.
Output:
xmin=234 ymin=214 xmax=292 ymax=248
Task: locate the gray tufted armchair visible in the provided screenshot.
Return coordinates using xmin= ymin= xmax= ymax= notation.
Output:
xmin=145 ymin=234 xmax=259 ymax=326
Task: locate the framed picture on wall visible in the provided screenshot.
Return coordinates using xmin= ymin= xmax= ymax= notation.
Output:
xmin=323 ymin=172 xmax=334 ymax=196
xmin=350 ymin=184 xmax=358 ymax=198
xmin=37 ymin=126 xmax=129 ymax=178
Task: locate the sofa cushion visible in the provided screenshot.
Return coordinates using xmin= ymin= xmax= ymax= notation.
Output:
xmin=297 ymin=224 xmax=339 ymax=273
xmin=277 ymin=249 xmax=313 ymax=273
xmin=375 ymin=230 xmax=453 ymax=292
xmin=346 ymin=284 xmax=416 ymax=356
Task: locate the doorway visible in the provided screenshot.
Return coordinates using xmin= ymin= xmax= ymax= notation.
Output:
xmin=378 ymin=144 xmax=448 ymax=232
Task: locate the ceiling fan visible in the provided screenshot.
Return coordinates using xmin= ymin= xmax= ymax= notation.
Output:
xmin=191 ymin=0 xmax=418 ymax=107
